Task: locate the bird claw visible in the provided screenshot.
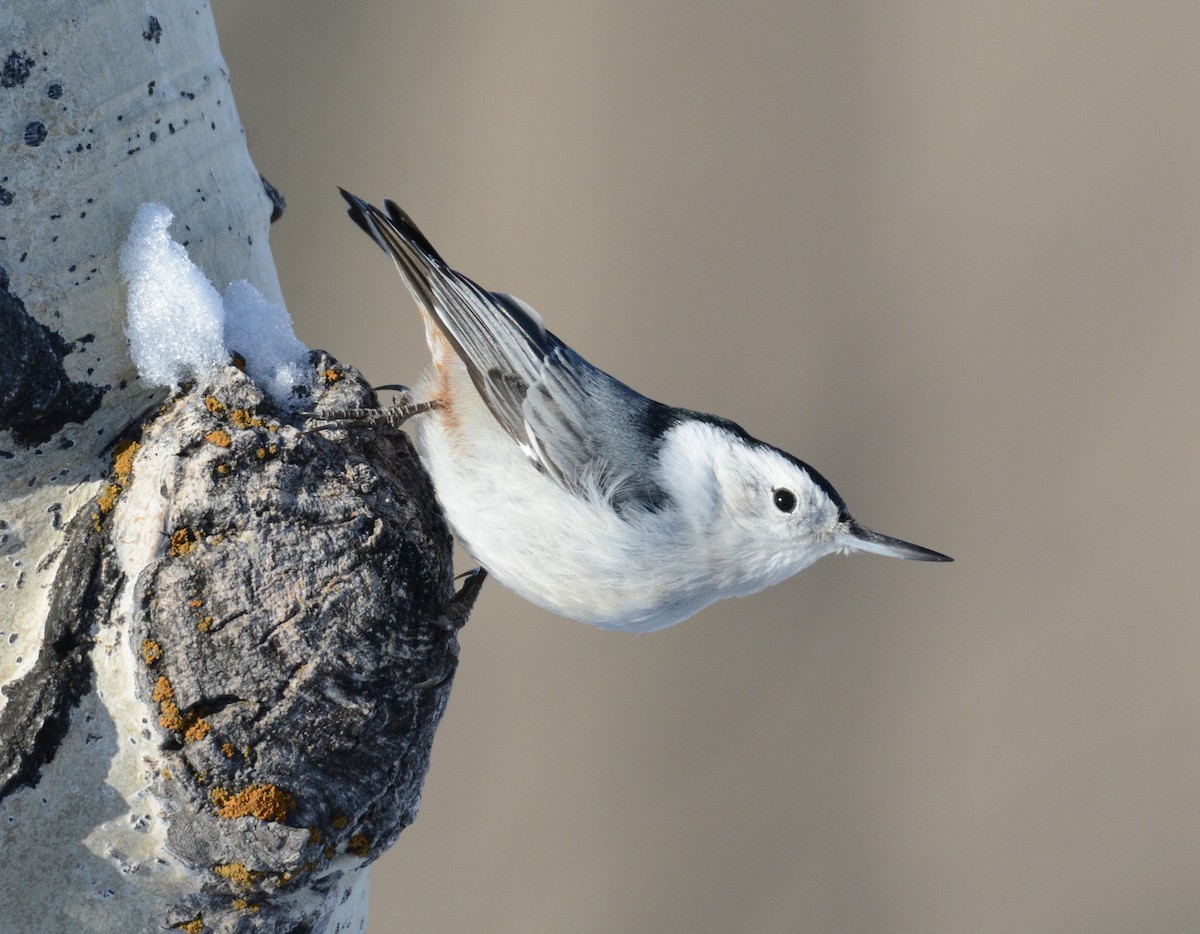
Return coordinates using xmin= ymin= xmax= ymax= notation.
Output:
xmin=300 ymin=397 xmax=441 ymax=433
xmin=413 ymin=568 xmax=487 ymax=690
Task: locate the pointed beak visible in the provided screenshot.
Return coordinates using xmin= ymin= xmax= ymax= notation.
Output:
xmin=842 ymin=521 xmax=953 ymax=562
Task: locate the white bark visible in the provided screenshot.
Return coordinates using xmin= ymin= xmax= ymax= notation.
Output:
xmin=0 ymin=2 xmax=469 ymax=931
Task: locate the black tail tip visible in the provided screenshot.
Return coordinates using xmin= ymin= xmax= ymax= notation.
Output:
xmin=338 ymin=188 xmax=376 ymax=238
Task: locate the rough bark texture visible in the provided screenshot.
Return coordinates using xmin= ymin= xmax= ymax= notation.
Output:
xmin=0 ymin=2 xmax=470 ymax=930
xmin=5 ymin=359 xmax=472 ymax=932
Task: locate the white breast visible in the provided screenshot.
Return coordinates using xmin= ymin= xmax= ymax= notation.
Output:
xmin=412 ymin=366 xmax=715 ymax=631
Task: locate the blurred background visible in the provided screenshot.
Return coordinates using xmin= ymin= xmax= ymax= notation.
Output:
xmin=210 ymin=4 xmax=1198 ymax=932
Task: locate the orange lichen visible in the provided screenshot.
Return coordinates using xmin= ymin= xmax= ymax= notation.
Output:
xmin=96 ymin=484 xmax=121 ymax=514
xmin=112 ymin=439 xmax=139 ymax=485
xmin=197 ymin=616 xmax=212 ymax=633
xmin=169 ymin=528 xmax=197 ymax=557
xmin=184 ymin=718 xmax=212 ymax=743
xmin=211 ymin=784 xmax=296 ymax=822
xmin=221 ymin=742 xmax=236 ymax=759
xmin=347 ymin=834 xmax=370 ymax=857
xmin=153 ymin=676 xmax=209 ymax=740
xmin=213 ymin=863 xmax=258 ymax=887
xmin=141 ymin=639 xmax=163 ymax=665
xmin=172 ymin=918 xmax=203 ymax=934
xmin=204 ymin=429 xmax=231 ymax=448
xmin=323 ymin=368 xmax=342 ymax=383
xmin=152 ymin=677 xmax=184 ymax=732
xmin=204 ymin=395 xmax=225 ymax=414
xmin=232 ymin=899 xmax=260 ymax=913
xmin=189 ymin=598 xmax=203 ymax=608
xmin=150 ymin=677 xmax=173 ymax=704
xmin=215 ymin=463 xmax=231 ymax=476
xmin=94 ymin=440 xmax=141 ymax=521
xmin=230 ymin=408 xmax=264 ymax=429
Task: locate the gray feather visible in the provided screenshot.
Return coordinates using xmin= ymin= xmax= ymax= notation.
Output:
xmin=341 ymin=191 xmax=671 ymax=513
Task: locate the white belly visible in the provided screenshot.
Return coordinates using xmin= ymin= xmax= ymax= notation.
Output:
xmin=413 ymin=376 xmax=709 ymax=631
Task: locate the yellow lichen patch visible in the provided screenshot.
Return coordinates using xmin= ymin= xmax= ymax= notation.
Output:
xmin=230 ymin=408 xmax=264 ymax=429
xmin=330 ymin=814 xmax=349 ymax=830
xmin=347 ymin=834 xmax=370 ymax=857
xmin=153 ymin=676 xmax=185 ymax=732
xmin=94 ymin=440 xmax=141 ymax=521
xmin=213 ymin=863 xmax=258 ymax=887
xmin=189 ymin=597 xmax=203 ymax=608
xmin=232 ymin=899 xmax=260 ymax=913
xmin=150 ymin=676 xmax=173 ymax=704
xmin=172 ymin=918 xmax=203 ymax=934
xmin=212 ymin=784 xmax=296 ymax=822
xmin=112 ymin=439 xmax=139 ymax=485
xmin=96 ymin=484 xmax=121 ymax=514
xmin=184 ymin=718 xmax=212 ymax=743
xmin=323 ymin=367 xmax=342 ymax=383
xmin=204 ymin=395 xmax=225 ymax=414
xmin=169 ymin=528 xmax=198 ymax=557
xmin=215 ymin=463 xmax=231 ymax=476
xmin=197 ymin=616 xmax=213 ymax=633
xmin=141 ymin=639 xmax=163 ymax=666
xmin=153 ymin=676 xmax=210 ymax=740
xmin=220 ymin=742 xmax=236 ymax=759
xmin=204 ymin=429 xmax=232 ymax=448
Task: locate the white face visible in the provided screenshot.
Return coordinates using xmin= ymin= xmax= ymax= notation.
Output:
xmin=657 ymin=420 xmax=847 ymax=596
xmin=713 ymin=437 xmax=846 ymax=583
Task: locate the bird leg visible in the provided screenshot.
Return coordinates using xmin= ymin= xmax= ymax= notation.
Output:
xmin=413 ymin=568 xmax=488 ymax=690
xmin=301 ymin=385 xmax=441 ymax=433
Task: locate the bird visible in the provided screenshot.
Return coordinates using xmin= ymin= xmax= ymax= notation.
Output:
xmin=326 ymin=190 xmax=951 ymax=632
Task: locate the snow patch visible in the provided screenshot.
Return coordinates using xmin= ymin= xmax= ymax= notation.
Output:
xmin=120 ymin=203 xmax=311 ymax=406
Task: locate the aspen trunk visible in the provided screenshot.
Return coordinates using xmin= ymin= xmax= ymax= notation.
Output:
xmin=0 ymin=2 xmax=469 ymax=930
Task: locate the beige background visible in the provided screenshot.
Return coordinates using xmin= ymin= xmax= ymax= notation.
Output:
xmin=210 ymin=4 xmax=1198 ymax=932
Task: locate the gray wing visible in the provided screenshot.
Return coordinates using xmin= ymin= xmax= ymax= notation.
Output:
xmin=341 ymin=190 xmax=671 ymax=513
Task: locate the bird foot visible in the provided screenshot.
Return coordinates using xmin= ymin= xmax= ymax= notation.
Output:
xmin=301 ymin=394 xmax=441 ymax=433
xmin=413 ymin=568 xmax=488 ymax=690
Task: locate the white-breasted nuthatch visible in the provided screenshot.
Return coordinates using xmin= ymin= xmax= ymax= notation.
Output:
xmin=327 ymin=190 xmax=951 ymax=632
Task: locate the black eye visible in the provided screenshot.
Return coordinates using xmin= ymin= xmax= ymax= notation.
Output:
xmin=773 ymin=488 xmax=797 ymax=513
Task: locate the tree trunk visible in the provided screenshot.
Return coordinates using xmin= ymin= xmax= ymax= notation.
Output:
xmin=0 ymin=2 xmax=470 ymax=931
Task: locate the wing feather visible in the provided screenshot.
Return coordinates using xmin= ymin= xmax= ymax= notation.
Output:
xmin=340 ymin=190 xmax=671 ymax=513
